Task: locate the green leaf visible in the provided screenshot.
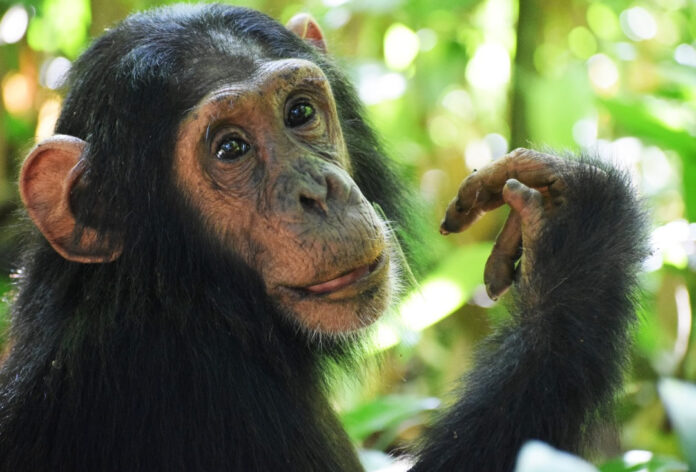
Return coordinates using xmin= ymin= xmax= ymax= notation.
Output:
xmin=658 ymin=379 xmax=696 ymax=471
xmin=599 ymin=98 xmax=696 ymax=222
xmin=372 ymin=243 xmax=492 ymax=351
xmin=600 ymin=451 xmax=688 ymax=472
xmin=525 ymin=65 xmax=594 ymax=148
xmin=0 ymin=279 xmax=11 ymax=348
xmin=26 ymin=0 xmax=91 ymax=58
xmin=599 ymin=98 xmax=696 ymax=158
xmin=422 ymin=242 xmax=492 ymax=285
xmin=340 ymin=394 xmax=440 ymax=442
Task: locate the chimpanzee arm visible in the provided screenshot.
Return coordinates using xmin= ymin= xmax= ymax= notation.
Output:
xmin=411 ymin=150 xmax=649 ymax=472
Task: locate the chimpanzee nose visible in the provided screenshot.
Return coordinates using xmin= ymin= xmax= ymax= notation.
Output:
xmin=278 ymin=162 xmax=355 ymax=219
xmin=297 ymin=167 xmax=353 ymax=216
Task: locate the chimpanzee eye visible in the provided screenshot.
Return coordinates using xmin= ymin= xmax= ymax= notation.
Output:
xmin=286 ymin=102 xmax=316 ymax=128
xmin=215 ymin=136 xmax=251 ymax=161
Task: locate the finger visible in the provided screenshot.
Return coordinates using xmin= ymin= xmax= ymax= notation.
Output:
xmin=502 ymin=178 xmax=544 ymax=236
xmin=504 ymin=148 xmax=561 ymax=187
xmin=484 ymin=210 xmax=522 ymax=300
xmin=440 ymin=178 xmax=506 ymax=234
xmin=440 ymin=149 xmax=561 ymax=235
xmin=502 ymin=179 xmax=544 ymax=284
xmin=440 ymin=193 xmax=489 ymax=235
xmin=463 ymin=149 xmax=560 ymax=203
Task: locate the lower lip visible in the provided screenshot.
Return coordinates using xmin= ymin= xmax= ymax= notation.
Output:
xmin=296 ymin=253 xmax=387 ymax=300
xmin=306 ymin=255 xmax=382 ymax=294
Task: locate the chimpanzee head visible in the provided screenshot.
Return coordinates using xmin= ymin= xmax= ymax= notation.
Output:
xmin=19 ymin=5 xmax=415 ymax=337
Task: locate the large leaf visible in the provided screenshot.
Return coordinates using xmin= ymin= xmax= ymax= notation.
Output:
xmin=658 ymin=379 xmax=696 ymax=471
xmin=399 ymin=242 xmax=493 ymax=331
xmin=525 ymin=66 xmax=594 ymax=148
xmin=599 ymin=98 xmax=696 ymax=158
xmin=0 ymin=277 xmax=11 ymax=326
xmin=340 ymin=394 xmax=440 ymax=442
xmin=600 ymin=452 xmax=688 ymax=472
xmin=373 ymin=242 xmax=492 ymax=351
xmin=599 ymin=98 xmax=696 ymax=222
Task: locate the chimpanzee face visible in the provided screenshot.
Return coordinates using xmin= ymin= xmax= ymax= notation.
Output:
xmin=19 ymin=14 xmax=395 ymax=336
xmin=173 ymin=58 xmax=392 ymax=334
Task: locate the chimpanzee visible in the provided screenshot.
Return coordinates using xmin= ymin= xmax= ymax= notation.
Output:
xmin=1 ymin=4 xmax=647 ymax=471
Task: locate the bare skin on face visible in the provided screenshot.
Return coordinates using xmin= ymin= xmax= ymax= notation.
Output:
xmin=174 ymin=59 xmax=390 ymax=334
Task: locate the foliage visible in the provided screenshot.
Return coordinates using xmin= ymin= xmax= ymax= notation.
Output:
xmin=0 ymin=0 xmax=695 ymax=471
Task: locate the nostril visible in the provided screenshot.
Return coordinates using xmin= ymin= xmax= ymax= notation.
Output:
xmin=300 ymin=195 xmax=315 ymax=210
xmin=300 ymin=194 xmax=327 ymax=215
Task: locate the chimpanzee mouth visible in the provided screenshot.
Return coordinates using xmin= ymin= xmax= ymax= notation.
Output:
xmin=299 ymin=253 xmax=386 ymax=297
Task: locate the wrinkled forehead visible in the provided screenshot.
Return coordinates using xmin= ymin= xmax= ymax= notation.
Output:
xmin=184 ymin=58 xmax=330 ymax=117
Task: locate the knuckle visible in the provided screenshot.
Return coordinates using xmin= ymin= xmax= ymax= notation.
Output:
xmin=509 ymin=147 xmax=529 ymax=158
xmin=524 ymin=188 xmax=542 ymax=203
xmin=505 ymin=178 xmax=521 ymax=189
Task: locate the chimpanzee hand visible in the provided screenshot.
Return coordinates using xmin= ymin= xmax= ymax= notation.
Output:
xmin=440 ymin=148 xmax=586 ymax=300
xmin=417 ymin=148 xmax=645 ymax=472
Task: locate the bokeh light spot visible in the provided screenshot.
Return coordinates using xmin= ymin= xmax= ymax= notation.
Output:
xmin=620 ymin=7 xmax=658 ymax=41
xmin=587 ymin=3 xmax=620 ymax=40
xmin=483 ymin=133 xmax=508 ymax=159
xmin=417 ymin=28 xmax=437 ymax=52
xmin=465 ymin=43 xmax=510 ymax=90
xmin=441 ymin=89 xmax=473 ymax=119
xmin=568 ymin=27 xmax=597 ymax=59
xmin=2 ymin=72 xmax=32 ymax=114
xmin=587 ymin=54 xmax=619 ymax=91
xmin=35 ymin=98 xmax=62 ymax=139
xmin=428 ymin=115 xmax=459 ymax=147
xmin=357 ymin=64 xmax=407 ymax=105
xmin=0 ymin=5 xmax=29 ymax=44
xmin=572 ymin=118 xmax=598 ymax=147
xmin=41 ymin=57 xmax=72 ymax=90
xmin=465 ymin=140 xmax=492 ymax=170
xmin=675 ymin=43 xmax=696 ymax=67
xmin=384 ymin=24 xmax=419 ymax=71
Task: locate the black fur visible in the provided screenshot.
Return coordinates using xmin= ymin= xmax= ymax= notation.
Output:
xmin=0 ymin=4 xmax=647 ymax=471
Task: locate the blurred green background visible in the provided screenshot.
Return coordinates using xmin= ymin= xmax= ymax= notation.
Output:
xmin=0 ymin=0 xmax=695 ymax=470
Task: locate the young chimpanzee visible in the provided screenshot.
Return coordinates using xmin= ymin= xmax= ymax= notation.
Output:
xmin=2 ymin=4 xmax=647 ymax=471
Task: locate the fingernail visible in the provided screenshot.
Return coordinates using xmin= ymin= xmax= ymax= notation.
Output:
xmin=439 ymin=223 xmax=450 ymax=235
xmin=485 ymin=284 xmax=499 ymax=301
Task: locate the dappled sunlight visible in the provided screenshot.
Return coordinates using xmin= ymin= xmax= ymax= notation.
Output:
xmin=374 ymin=278 xmax=467 ymax=352
xmin=0 ymin=0 xmax=694 ymax=469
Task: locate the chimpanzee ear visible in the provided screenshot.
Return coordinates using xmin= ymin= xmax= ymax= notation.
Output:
xmin=286 ymin=13 xmax=327 ymax=53
xmin=20 ymin=135 xmax=122 ymax=263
